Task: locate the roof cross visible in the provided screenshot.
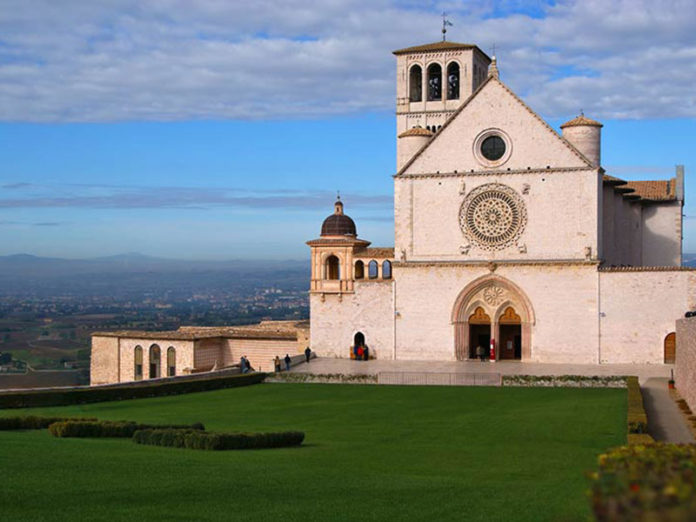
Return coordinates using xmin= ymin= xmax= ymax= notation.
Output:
xmin=442 ymin=13 xmax=453 ymax=41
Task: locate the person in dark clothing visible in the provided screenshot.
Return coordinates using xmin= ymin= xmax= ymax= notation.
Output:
xmin=240 ymin=355 xmax=248 ymax=373
xmin=284 ymin=353 xmax=291 ymax=371
xmin=363 ymin=345 xmax=369 ymax=361
xmin=304 ymin=346 xmax=311 ymax=363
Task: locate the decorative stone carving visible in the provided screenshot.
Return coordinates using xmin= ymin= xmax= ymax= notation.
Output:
xmin=518 ymin=244 xmax=527 ymax=254
xmin=459 ymin=183 xmax=527 ymax=251
xmin=522 ymin=183 xmax=530 ymax=195
xmin=483 ymin=285 xmax=505 ymax=306
xmin=459 ymin=181 xmax=466 ymax=195
xmin=459 ymin=244 xmax=470 ymax=255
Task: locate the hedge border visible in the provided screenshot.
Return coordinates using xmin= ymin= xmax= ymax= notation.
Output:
xmin=132 ymin=428 xmax=305 ymax=450
xmin=0 ymin=415 xmax=97 ymax=430
xmin=626 ymin=376 xmax=654 ymax=442
xmin=48 ymin=420 xmax=205 ymax=438
xmin=502 ymin=375 xmax=628 ymax=388
xmin=0 ymin=372 xmax=266 ymax=409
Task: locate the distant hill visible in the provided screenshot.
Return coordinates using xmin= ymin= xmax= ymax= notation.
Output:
xmin=683 ymin=254 xmax=696 ymax=267
xmin=0 ymin=253 xmax=309 ymax=297
xmin=0 ymin=253 xmax=307 ymax=278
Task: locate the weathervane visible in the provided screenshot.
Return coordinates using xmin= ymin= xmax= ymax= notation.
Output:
xmin=442 ymin=12 xmax=453 ymax=41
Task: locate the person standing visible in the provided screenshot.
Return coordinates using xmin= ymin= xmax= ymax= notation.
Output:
xmin=274 ymin=356 xmax=281 ymax=373
xmin=240 ymin=355 xmax=247 ymax=373
xmin=304 ymin=346 xmax=311 ymax=363
xmin=476 ymin=345 xmax=484 ymax=362
xmin=284 ymin=353 xmax=291 ymax=371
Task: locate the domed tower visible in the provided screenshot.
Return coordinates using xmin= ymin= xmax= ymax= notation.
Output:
xmin=307 ymin=198 xmax=370 ymax=296
xmin=397 ymin=126 xmax=433 ymax=170
xmin=560 ymin=113 xmax=603 ymax=167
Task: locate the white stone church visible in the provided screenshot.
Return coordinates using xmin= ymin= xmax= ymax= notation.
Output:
xmin=91 ymin=39 xmax=694 ymax=386
xmin=308 ymin=40 xmax=694 ymax=365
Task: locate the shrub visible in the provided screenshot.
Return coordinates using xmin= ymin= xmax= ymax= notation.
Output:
xmin=133 ymin=428 xmax=305 ymax=450
xmin=501 ymin=375 xmax=628 ymax=388
xmin=589 ymin=443 xmax=696 ymax=521
xmin=0 ymin=372 xmax=265 ymax=409
xmin=0 ymin=416 xmax=97 ymax=430
xmin=48 ymin=420 xmax=205 ymax=438
xmin=626 ymin=376 xmax=650 ymax=436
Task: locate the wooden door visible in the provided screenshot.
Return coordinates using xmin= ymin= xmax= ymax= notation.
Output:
xmin=664 ymin=332 xmax=676 ymax=364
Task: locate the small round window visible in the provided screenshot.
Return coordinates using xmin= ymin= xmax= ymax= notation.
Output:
xmin=481 ymin=135 xmax=506 ymax=161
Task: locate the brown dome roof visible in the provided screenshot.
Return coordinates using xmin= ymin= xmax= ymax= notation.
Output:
xmin=398 ymin=126 xmax=434 ymax=138
xmin=320 ymin=198 xmax=357 ymax=237
xmin=560 ymin=114 xmax=603 ymax=128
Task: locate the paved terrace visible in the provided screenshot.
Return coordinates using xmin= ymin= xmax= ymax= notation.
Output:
xmin=291 ymin=357 xmax=673 ymax=384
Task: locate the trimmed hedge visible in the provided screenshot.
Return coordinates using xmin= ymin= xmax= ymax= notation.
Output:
xmin=589 ymin=443 xmax=696 ymax=521
xmin=48 ymin=420 xmax=205 ymax=438
xmin=502 ymin=375 xmax=628 ymax=388
xmin=0 ymin=372 xmax=265 ymax=409
xmin=626 ymin=376 xmax=650 ymax=437
xmin=132 ymin=428 xmax=305 ymax=450
xmin=0 ymin=416 xmax=97 ymax=430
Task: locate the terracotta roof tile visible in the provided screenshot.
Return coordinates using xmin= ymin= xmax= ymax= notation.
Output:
xmin=355 ymin=247 xmax=394 ymax=258
xmin=398 ymin=127 xmax=434 ymax=138
xmin=392 ymin=41 xmax=488 ymax=58
xmin=560 ymin=114 xmax=603 ymax=128
xmin=624 ymin=179 xmax=676 ymax=201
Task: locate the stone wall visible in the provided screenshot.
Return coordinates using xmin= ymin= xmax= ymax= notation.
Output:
xmin=676 ymin=317 xmax=696 ymax=411
xmin=393 ymin=263 xmax=599 ymax=363
xmin=310 ymin=280 xmax=394 ymax=359
xmin=90 ymin=336 xmax=119 ymax=385
xmin=599 ymin=270 xmax=695 ymax=363
xmin=222 ymin=338 xmax=301 ymax=373
xmin=642 ymin=202 xmax=682 ymax=266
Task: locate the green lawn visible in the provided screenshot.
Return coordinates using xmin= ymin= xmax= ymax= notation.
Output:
xmin=0 ymin=383 xmax=626 ymax=521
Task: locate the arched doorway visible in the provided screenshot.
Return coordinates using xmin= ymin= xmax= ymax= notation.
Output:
xmin=149 ymin=344 xmax=161 ymax=379
xmin=452 ymin=275 xmax=534 ymax=362
xmin=468 ymin=307 xmax=491 ymax=359
xmin=498 ymin=307 xmax=521 ymax=360
xmin=354 ymin=332 xmax=365 ymax=348
xmin=664 ymin=332 xmax=676 ymax=364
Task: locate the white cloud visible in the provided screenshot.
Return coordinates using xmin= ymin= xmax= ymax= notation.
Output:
xmin=0 ymin=0 xmax=695 ymax=122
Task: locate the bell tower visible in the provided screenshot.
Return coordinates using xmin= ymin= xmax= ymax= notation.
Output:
xmin=393 ymin=41 xmax=491 ymax=168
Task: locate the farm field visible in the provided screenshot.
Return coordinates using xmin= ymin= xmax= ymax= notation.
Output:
xmin=0 ymin=383 xmax=626 ymax=521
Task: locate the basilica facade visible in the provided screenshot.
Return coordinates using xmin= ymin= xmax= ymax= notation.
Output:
xmin=308 ymin=40 xmax=693 ymax=365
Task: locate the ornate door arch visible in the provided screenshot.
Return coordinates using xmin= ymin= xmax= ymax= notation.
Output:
xmin=452 ymin=275 xmax=535 ymax=361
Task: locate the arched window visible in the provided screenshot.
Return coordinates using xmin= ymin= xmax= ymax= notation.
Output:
xmin=355 ymin=260 xmax=364 ymax=279
xmin=409 ymin=65 xmax=422 ymax=102
xmin=167 ymin=347 xmax=176 ymax=377
xmin=382 ymin=260 xmax=392 ymax=279
xmin=325 ymin=255 xmax=340 ymax=280
xmin=354 ymin=332 xmax=365 ymax=347
xmin=447 ymin=62 xmax=460 ymax=100
xmin=134 ymin=345 xmax=143 ymax=381
xmin=368 ymin=260 xmax=378 ymax=279
xmin=149 ymin=344 xmax=161 ymax=379
xmin=427 ymin=63 xmax=442 ymax=101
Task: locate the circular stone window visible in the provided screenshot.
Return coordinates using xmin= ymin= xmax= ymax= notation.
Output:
xmin=473 ymin=129 xmax=512 ymax=167
xmin=459 ymin=183 xmax=527 ymax=250
xmin=481 ymin=135 xmax=506 ymax=161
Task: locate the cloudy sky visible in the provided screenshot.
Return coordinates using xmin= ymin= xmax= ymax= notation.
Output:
xmin=1 ymin=0 xmax=695 ymax=259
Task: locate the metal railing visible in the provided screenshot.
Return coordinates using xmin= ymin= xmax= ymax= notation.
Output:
xmin=377 ymin=371 xmax=501 ymax=387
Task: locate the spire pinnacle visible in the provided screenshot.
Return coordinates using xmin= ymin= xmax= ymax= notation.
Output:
xmin=488 ymin=55 xmax=499 ymax=79
xmin=441 ymin=13 xmax=453 ymax=42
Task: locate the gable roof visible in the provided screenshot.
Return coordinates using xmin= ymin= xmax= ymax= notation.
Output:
xmin=625 ymin=179 xmax=676 ymax=201
xmin=395 ymin=76 xmax=595 ymax=176
xmin=393 ymin=41 xmax=490 ymax=60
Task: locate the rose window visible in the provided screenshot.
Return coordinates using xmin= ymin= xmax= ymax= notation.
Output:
xmin=459 ymin=183 xmax=527 ymax=250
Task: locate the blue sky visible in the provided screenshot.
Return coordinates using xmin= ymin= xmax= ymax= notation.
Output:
xmin=1 ymin=0 xmax=695 ymax=259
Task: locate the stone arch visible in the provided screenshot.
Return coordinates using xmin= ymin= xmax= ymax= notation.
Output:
xmin=409 ymin=64 xmax=422 ymax=102
xmin=452 ymin=274 xmax=535 ymax=361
